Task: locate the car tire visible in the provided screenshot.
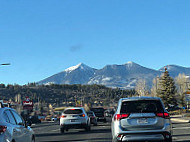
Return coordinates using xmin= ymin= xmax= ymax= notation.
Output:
xmin=32 ymin=135 xmax=35 ymax=142
xmin=104 ymin=119 xmax=107 ymax=123
xmin=164 ymin=137 xmax=172 ymax=142
xmin=60 ymin=128 xmax=64 ymax=133
xmin=94 ymin=123 xmax=97 ymax=126
xmin=85 ymin=124 xmax=91 ymax=131
xmin=112 ymin=137 xmax=118 ymax=142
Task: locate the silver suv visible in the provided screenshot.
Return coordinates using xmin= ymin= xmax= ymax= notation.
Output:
xmin=60 ymin=107 xmax=91 ymax=133
xmin=112 ymin=97 xmax=172 ymax=142
xmin=0 ymin=104 xmax=35 ymax=142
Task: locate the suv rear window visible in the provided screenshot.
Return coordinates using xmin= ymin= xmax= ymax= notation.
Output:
xmin=120 ymin=100 xmax=163 ymax=113
xmin=91 ymin=108 xmax=104 ymax=113
xmin=64 ymin=109 xmax=83 ymax=114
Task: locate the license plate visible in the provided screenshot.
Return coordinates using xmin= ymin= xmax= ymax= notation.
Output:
xmin=71 ymin=119 xmax=77 ymax=122
xmin=137 ymin=118 xmax=148 ymax=124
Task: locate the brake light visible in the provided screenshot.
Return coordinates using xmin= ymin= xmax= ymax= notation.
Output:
xmin=80 ymin=114 xmax=85 ymax=117
xmin=114 ymin=114 xmax=130 ymax=121
xmin=61 ymin=115 xmax=67 ymax=118
xmin=156 ymin=113 xmax=170 ymax=119
xmin=0 ymin=126 xmax=7 ymax=133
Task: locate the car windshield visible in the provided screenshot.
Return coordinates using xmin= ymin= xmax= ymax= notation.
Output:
xmin=91 ymin=108 xmax=104 ymax=113
xmin=120 ymin=100 xmax=164 ymax=113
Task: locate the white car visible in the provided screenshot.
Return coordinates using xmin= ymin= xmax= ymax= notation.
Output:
xmin=60 ymin=107 xmax=91 ymax=133
xmin=0 ymin=103 xmax=35 ymax=142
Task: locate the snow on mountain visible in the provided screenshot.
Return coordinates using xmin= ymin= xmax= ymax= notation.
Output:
xmin=65 ymin=63 xmax=93 ymax=73
xmin=87 ymin=61 xmax=159 ymax=89
xmin=159 ymin=65 xmax=190 ymax=77
xmin=38 ymin=62 xmax=190 ymax=89
xmin=38 ymin=63 xmax=96 ymax=85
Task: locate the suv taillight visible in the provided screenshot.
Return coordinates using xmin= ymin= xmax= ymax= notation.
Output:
xmin=0 ymin=126 xmax=7 ymax=133
xmin=61 ymin=115 xmax=67 ymax=118
xmin=156 ymin=112 xmax=170 ymax=119
xmin=80 ymin=114 xmax=85 ymax=117
xmin=114 ymin=114 xmax=130 ymax=121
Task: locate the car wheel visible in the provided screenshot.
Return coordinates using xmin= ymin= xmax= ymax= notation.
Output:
xmin=94 ymin=121 xmax=98 ymax=126
xmin=94 ymin=123 xmax=97 ymax=126
xmin=60 ymin=128 xmax=64 ymax=133
xmin=164 ymin=137 xmax=172 ymax=142
xmin=85 ymin=124 xmax=91 ymax=131
xmin=104 ymin=119 xmax=107 ymax=123
xmin=112 ymin=137 xmax=118 ymax=142
xmin=32 ymin=135 xmax=35 ymax=142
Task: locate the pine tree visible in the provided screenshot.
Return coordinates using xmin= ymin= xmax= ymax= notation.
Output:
xmin=157 ymin=68 xmax=177 ymax=108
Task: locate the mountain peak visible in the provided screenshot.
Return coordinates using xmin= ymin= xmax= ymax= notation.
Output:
xmin=124 ymin=61 xmax=140 ymax=67
xmin=64 ymin=63 xmax=92 ymax=73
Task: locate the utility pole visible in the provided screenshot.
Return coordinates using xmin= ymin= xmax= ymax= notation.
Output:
xmin=185 ymin=75 xmax=190 ymax=109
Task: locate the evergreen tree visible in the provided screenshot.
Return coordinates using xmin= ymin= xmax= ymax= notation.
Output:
xmin=157 ymin=68 xmax=177 ymax=108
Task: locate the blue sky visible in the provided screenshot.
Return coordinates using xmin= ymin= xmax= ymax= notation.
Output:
xmin=1 ymin=0 xmax=190 ymax=85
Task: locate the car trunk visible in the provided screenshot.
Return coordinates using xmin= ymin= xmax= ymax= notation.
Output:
xmin=119 ymin=99 xmax=166 ymax=131
xmin=120 ymin=113 xmax=165 ymax=131
xmin=63 ymin=109 xmax=85 ymax=124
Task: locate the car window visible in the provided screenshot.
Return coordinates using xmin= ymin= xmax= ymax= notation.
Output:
xmin=3 ymin=112 xmax=10 ymax=123
xmin=64 ymin=109 xmax=83 ymax=114
xmin=120 ymin=100 xmax=164 ymax=113
xmin=91 ymin=108 xmax=104 ymax=113
xmin=11 ymin=110 xmax=24 ymax=126
xmin=4 ymin=110 xmax=16 ymax=125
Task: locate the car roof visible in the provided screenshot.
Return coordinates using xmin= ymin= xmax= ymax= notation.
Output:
xmin=0 ymin=107 xmax=13 ymax=112
xmin=64 ymin=107 xmax=84 ymax=110
xmin=120 ymin=96 xmax=162 ymax=102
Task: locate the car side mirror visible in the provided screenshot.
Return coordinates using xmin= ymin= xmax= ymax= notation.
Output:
xmin=25 ymin=121 xmax=32 ymax=128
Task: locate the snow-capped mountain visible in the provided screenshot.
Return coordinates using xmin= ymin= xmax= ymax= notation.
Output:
xmin=38 ymin=62 xmax=190 ymax=89
xmin=88 ymin=61 xmax=160 ymax=89
xmin=38 ymin=63 xmax=96 ymax=85
xmin=159 ymin=65 xmax=190 ymax=77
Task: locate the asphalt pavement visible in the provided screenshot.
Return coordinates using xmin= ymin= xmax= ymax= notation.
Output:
xmin=32 ymin=117 xmax=190 ymax=142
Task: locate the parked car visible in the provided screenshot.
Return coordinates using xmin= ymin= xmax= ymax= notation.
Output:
xmin=112 ymin=96 xmax=172 ymax=142
xmin=87 ymin=111 xmax=97 ymax=126
xmin=0 ymin=103 xmax=35 ymax=142
xmin=51 ymin=116 xmax=58 ymax=121
xmin=60 ymin=107 xmax=91 ymax=133
xmin=91 ymin=107 xmax=106 ymax=123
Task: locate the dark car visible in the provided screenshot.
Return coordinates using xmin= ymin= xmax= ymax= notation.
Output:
xmin=91 ymin=107 xmax=106 ymax=123
xmin=29 ymin=115 xmax=41 ymax=124
xmin=87 ymin=111 xmax=97 ymax=126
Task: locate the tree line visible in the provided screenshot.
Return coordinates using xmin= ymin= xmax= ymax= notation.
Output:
xmin=0 ymin=83 xmax=136 ymax=107
xmin=135 ymin=68 xmax=190 ymax=109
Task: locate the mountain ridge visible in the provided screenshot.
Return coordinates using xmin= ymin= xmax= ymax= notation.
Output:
xmin=38 ymin=62 xmax=190 ymax=89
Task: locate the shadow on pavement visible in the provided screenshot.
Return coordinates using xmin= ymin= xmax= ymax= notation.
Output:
xmin=173 ymin=134 xmax=190 ymax=137
xmin=35 ymin=127 xmax=111 ymax=137
xmin=38 ymin=137 xmax=112 ymax=142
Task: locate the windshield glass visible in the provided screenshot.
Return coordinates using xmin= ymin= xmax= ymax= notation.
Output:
xmin=120 ymin=100 xmax=163 ymax=113
xmin=64 ymin=109 xmax=83 ymax=114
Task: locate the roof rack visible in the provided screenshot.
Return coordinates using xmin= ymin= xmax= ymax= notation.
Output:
xmin=0 ymin=102 xmax=4 ymax=108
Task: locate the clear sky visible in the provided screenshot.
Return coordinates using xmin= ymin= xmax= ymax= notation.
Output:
xmin=1 ymin=0 xmax=190 ymax=85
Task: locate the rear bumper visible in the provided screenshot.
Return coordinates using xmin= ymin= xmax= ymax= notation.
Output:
xmin=60 ymin=124 xmax=87 ymax=129
xmin=97 ymin=117 xmax=106 ymax=122
xmin=115 ymin=131 xmax=171 ymax=142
